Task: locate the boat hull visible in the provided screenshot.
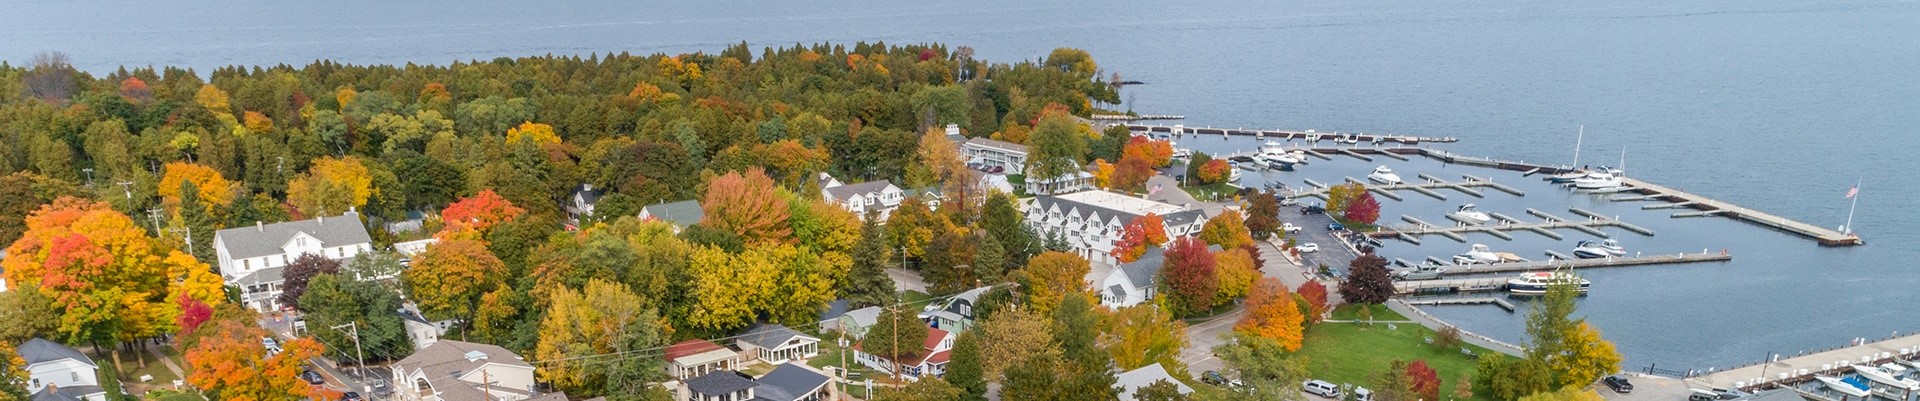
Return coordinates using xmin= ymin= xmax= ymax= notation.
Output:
xmin=1508 ymin=281 xmax=1591 ymax=295
xmin=1571 ymin=249 xmax=1610 ymax=259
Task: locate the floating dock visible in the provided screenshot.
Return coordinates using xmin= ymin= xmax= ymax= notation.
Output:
xmin=1290 ymin=174 xmax=1519 ymax=202
xmin=1128 ymin=124 xmax=1459 ymax=144
xmin=1438 ymin=252 xmax=1731 ymax=275
xmin=1372 ymin=207 xmax=1651 ymax=243
xmin=1405 ymin=297 xmax=1516 ymax=312
xmin=1413 ymin=148 xmax=1861 ymax=246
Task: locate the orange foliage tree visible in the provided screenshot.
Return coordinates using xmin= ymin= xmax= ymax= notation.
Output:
xmin=1109 ymin=155 xmax=1155 ymax=193
xmin=158 ymin=162 xmax=239 ymax=209
xmin=401 ymin=239 xmax=508 ymax=326
xmin=1235 ymin=277 xmax=1305 ymax=351
xmin=1110 ymin=221 xmax=1149 ymax=264
xmin=1121 ymin=136 xmax=1174 ymax=168
xmin=185 ymin=319 xmax=333 ymax=401
xmin=701 ymin=167 xmax=793 ymax=244
xmin=1197 ymin=159 xmax=1231 ymax=184
xmin=1136 ymin=213 xmax=1168 ymax=246
xmin=1296 ymin=281 xmax=1330 ymax=323
xmin=2 ymin=197 xmax=225 ymax=345
xmin=439 ymin=189 xmax=524 ymax=238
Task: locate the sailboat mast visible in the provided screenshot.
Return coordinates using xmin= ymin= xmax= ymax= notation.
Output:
xmin=1572 ymin=125 xmax=1583 ymax=167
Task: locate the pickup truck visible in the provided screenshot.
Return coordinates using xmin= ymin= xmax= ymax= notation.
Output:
xmin=1282 ymin=222 xmax=1302 ymax=233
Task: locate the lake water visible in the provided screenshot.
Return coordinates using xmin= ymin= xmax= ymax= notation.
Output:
xmin=6 ymin=0 xmax=1916 ymax=371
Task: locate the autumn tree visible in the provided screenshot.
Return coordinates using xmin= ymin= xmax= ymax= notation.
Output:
xmin=874 ymin=377 xmax=965 ymax=401
xmin=684 ymin=245 xmax=774 ymax=332
xmin=0 ymin=288 xmax=60 ymax=344
xmin=1525 ymin=283 xmax=1622 ymax=390
xmin=185 ymin=319 xmax=330 ymax=401
xmin=701 ymin=167 xmax=793 ymax=244
xmin=1091 ymin=159 xmax=1115 ymax=188
xmin=401 ymin=239 xmax=507 ymax=328
xmin=1198 ymin=210 xmax=1252 ymax=250
xmin=1244 ymin=190 xmax=1282 ymax=240
xmin=908 ymin=126 xmax=968 ymax=198
xmin=1212 ymin=248 xmax=1258 ymax=303
xmin=1338 ymin=253 xmax=1394 ymax=305
xmin=1296 ymin=281 xmax=1330 ymax=323
xmin=862 ymin=307 xmax=932 ymax=370
xmin=157 ymin=162 xmax=239 ymax=210
xmin=1407 ymin=360 xmax=1441 ymax=401
xmin=971 ymin=308 xmax=1059 ymax=382
xmin=1016 ymin=251 xmax=1091 ymax=315
xmin=1235 ymin=278 xmax=1304 ymax=351
xmin=1211 ymin=333 xmax=1309 ymax=399
xmin=2 ymin=197 xmax=224 ymax=353
xmin=1158 ymin=238 xmax=1218 ymax=318
xmin=1196 ymin=159 xmax=1230 ymax=185
xmin=286 ymin=156 xmax=375 ymax=217
xmin=1024 ymin=111 xmax=1090 ymax=184
xmin=1134 ymin=380 xmax=1191 ymax=401
xmin=0 ymin=172 xmax=84 ymax=247
xmin=1103 ymin=305 xmax=1188 ymax=373
xmin=505 ymin=121 xmax=561 ymax=145
xmin=439 ymin=189 xmax=525 ymax=237
xmin=886 ymin=197 xmax=945 ymax=261
xmin=277 ymin=253 xmax=341 ymax=311
xmin=1518 ymin=386 xmax=1605 ymax=401
xmin=536 ymin=279 xmax=669 ymax=396
xmin=1121 ymin=136 xmax=1174 ymax=168
xmin=1326 ymin=183 xmax=1363 ymax=216
xmin=1369 ymin=360 xmax=1419 ymax=401
xmin=1109 ymin=155 xmax=1155 ymax=193
xmin=1343 ymin=190 xmax=1381 ymax=226
xmin=1110 ymin=220 xmax=1150 ymax=264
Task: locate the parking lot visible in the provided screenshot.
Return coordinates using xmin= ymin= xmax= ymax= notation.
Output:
xmin=1276 ymin=203 xmax=1366 ymax=277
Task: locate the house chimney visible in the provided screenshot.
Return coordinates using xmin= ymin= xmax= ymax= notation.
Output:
xmin=256 ymin=221 xmax=264 ymax=231
xmin=317 ymin=215 xmax=324 ymax=224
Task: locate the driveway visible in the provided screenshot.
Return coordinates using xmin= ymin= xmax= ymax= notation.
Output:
xmin=1179 ymin=306 xmax=1245 ymax=381
xmin=885 ymin=268 xmax=928 ymax=293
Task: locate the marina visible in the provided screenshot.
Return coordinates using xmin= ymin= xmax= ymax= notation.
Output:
xmin=1127 ymin=123 xmax=1459 ymax=144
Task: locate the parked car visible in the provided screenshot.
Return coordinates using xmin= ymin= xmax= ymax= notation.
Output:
xmin=1302 ymin=380 xmax=1341 ymax=398
xmin=1296 ymin=243 xmax=1320 ymax=253
xmin=1327 ymin=222 xmax=1346 ymax=231
xmin=1602 ymin=375 xmax=1633 ymax=393
xmin=1282 ymin=222 xmax=1302 ymax=233
xmin=299 ymin=369 xmax=324 ymax=385
xmin=1302 ymin=204 xmax=1326 ymax=214
xmin=1351 ymin=386 xmax=1374 ymax=401
xmin=1200 ymin=371 xmax=1229 ymax=386
xmin=341 ymin=392 xmax=363 ymax=401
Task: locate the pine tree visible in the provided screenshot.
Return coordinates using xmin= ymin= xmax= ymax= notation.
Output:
xmin=946 ymin=331 xmax=988 ymax=401
xmin=842 ymin=219 xmax=897 ymax=308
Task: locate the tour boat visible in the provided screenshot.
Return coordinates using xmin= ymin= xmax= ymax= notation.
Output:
xmin=1367 ymin=166 xmax=1402 ymax=185
xmin=1449 ymin=204 xmax=1492 ymax=225
xmin=1507 ymin=271 xmax=1591 ymax=295
xmin=1572 ymin=241 xmax=1613 ymax=259
xmin=1452 ymin=244 xmax=1502 ymax=265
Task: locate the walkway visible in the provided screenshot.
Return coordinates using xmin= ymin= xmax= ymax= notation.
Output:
xmin=1386 ymin=300 xmax=1525 ymax=357
xmin=143 ymin=344 xmax=185 ymax=380
xmin=1694 ymin=333 xmax=1920 ymax=389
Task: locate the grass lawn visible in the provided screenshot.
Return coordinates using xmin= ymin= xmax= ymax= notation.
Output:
xmin=146 ymin=390 xmax=208 ymax=401
xmin=119 ymin=345 xmax=183 ymax=386
xmin=1181 ymin=182 xmax=1238 ymax=202
xmin=1293 ymin=305 xmax=1493 ymax=400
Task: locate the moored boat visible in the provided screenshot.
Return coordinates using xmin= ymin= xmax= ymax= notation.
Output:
xmin=1507 ymin=271 xmax=1591 ymax=295
xmin=1572 ymin=241 xmax=1612 ymax=259
xmin=1367 ymin=165 xmax=1402 ymax=185
xmin=1452 ymin=244 xmax=1501 ymax=265
xmin=1449 ymin=204 xmax=1492 ymax=225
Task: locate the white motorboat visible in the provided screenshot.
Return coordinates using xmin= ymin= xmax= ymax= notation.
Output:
xmin=1572 ymin=241 xmax=1613 ymax=259
xmin=1595 ymin=239 xmax=1626 ymax=256
xmin=1449 ymin=204 xmax=1492 ymax=225
xmin=1171 ymin=146 xmax=1194 ymax=160
xmin=1507 ymin=271 xmax=1591 ymax=295
xmin=1227 ymin=167 xmax=1243 ymax=183
xmin=1452 ymin=244 xmax=1502 ymax=265
xmin=1367 ymin=166 xmax=1402 ymax=185
xmin=1571 ymin=168 xmax=1623 ymax=190
xmin=1257 ymin=147 xmax=1302 ymax=170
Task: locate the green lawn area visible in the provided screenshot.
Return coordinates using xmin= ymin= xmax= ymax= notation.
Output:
xmin=1180 ymin=182 xmax=1237 ymax=202
xmin=119 ymin=346 xmax=183 ymax=386
xmin=146 ymin=390 xmax=208 ymax=401
xmin=1293 ymin=305 xmax=1493 ymax=400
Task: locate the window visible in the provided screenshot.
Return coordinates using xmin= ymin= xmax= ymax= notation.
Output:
xmin=243 ymin=259 xmax=251 ymax=270
xmin=72 ymin=371 xmax=79 ymax=381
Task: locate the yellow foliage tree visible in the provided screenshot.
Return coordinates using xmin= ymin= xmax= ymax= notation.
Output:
xmin=1091 ymin=159 xmax=1115 ymax=188
xmin=1213 ymin=248 xmax=1258 ymax=302
xmin=286 ymin=156 xmax=374 ymax=216
xmin=157 ymin=162 xmax=239 ymax=210
xmin=1553 ymin=322 xmax=1623 ymax=388
xmin=242 ymin=111 xmax=274 ymax=133
xmin=1235 ymin=277 xmax=1305 ymax=351
xmin=535 ymin=279 xmax=665 ymax=394
xmin=1 ymin=197 xmax=223 ymax=344
xmin=1103 ymin=305 xmax=1189 ymax=373
xmin=686 ymin=245 xmax=774 ymax=331
xmin=1016 ymin=251 xmax=1091 ymax=315
xmin=974 ymin=308 xmax=1060 ymax=381
xmin=505 ymin=121 xmax=561 ymax=145
xmin=194 ymin=84 xmax=230 ymax=115
xmin=1518 ymin=386 xmax=1606 ymax=401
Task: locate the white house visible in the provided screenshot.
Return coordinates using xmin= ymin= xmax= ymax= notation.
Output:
xmin=638 ymin=200 xmax=704 ymax=231
xmin=390 ymin=340 xmax=540 ymax=401
xmin=830 ymin=307 xmax=883 ymax=340
xmin=213 ymin=211 xmax=375 ymax=312
xmin=19 ymin=338 xmax=107 ymax=401
xmin=399 ymin=309 xmax=446 ymax=351
xmin=664 ymin=339 xmax=740 ymax=381
xmin=961 ymin=137 xmax=1028 ymax=175
xmin=1115 ymin=363 xmax=1195 ymax=401
xmin=918 ymin=286 xmax=990 ymax=333
xmin=734 ymin=324 xmax=820 ymax=366
xmin=565 ymin=183 xmax=607 ymax=223
xmin=820 ymin=175 xmax=905 ymax=221
xmin=1024 ymin=190 xmax=1208 ymax=266
xmin=853 ymin=328 xmax=954 ymax=381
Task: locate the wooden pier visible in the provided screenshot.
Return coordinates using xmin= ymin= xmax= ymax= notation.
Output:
xmin=1289 ymin=174 xmax=1521 ymax=202
xmin=1395 ymin=277 xmax=1510 ymax=295
xmin=1405 ymin=297 xmax=1517 ymax=312
xmin=1437 ymin=251 xmax=1731 ymax=275
xmin=1372 ymin=207 xmax=1652 ymax=244
xmin=1127 ymin=124 xmax=1459 ymax=144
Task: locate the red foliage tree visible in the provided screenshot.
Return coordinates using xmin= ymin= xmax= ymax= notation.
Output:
xmin=177 ymin=295 xmax=213 ymax=335
xmin=1197 ymin=159 xmax=1231 ymax=184
xmin=1407 ymin=360 xmax=1441 ymax=401
xmin=440 ymin=189 xmax=524 ymax=236
xmin=1111 ymin=221 xmax=1149 ymax=263
xmin=1136 ymin=213 xmax=1167 ymax=246
xmin=119 ymin=77 xmax=152 ymax=101
xmin=702 ymin=167 xmax=793 ymax=244
xmin=1343 ymin=190 xmax=1381 ymax=226
xmin=1159 ymin=237 xmax=1218 ymax=317
xmin=1110 ymin=155 xmax=1155 ymax=192
xmin=1296 ymin=280 xmax=1330 ymax=323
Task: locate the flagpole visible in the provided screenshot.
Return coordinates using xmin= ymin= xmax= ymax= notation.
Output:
xmin=1844 ymin=178 xmax=1860 ymax=235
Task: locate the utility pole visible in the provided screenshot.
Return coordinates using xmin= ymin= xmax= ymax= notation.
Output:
xmin=167 ymin=227 xmax=193 ymax=256
xmin=146 ymin=208 xmax=165 ymax=235
xmin=82 ymin=168 xmax=94 ymax=188
xmin=332 ymin=322 xmax=369 ymax=398
xmin=117 ymin=181 xmax=134 ymax=199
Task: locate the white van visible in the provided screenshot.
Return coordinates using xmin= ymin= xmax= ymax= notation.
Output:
xmin=1302 ymin=380 xmax=1341 ymax=398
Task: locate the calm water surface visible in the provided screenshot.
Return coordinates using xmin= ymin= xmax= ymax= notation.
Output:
xmin=6 ymin=0 xmax=1916 ymax=371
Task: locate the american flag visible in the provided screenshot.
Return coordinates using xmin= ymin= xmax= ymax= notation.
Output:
xmin=1846 ymin=185 xmax=1858 ymax=199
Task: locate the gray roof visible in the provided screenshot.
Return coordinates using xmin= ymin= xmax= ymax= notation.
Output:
xmin=739 ymin=324 xmax=816 ymax=350
xmin=639 ymin=200 xmax=704 ymax=227
xmin=231 ymin=265 xmax=286 ymax=287
xmin=19 ymin=338 xmax=93 ymax=367
xmin=1107 ymin=284 xmax=1128 ymax=300
xmin=1115 ymin=363 xmax=1193 ymax=401
xmin=31 ymin=385 xmax=104 ymax=401
xmin=571 ymin=184 xmax=607 ymax=206
xmin=964 ymin=137 xmax=1028 ymax=155
xmin=685 ymin=370 xmax=757 ymax=396
xmin=214 ymin=212 xmax=372 ymax=260
xmin=392 ymin=340 xmax=531 ymax=392
xmin=823 ymin=180 xmax=896 ymax=202
xmin=1118 ymin=244 xmax=1222 ymax=290
xmin=752 ymin=363 xmax=830 ymax=401
xmin=1029 ymin=195 xmax=1208 ymax=232
xmin=840 ymin=307 xmax=882 ymax=331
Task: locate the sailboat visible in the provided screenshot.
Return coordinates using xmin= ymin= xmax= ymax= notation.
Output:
xmin=1547 ymin=126 xmax=1588 ymax=183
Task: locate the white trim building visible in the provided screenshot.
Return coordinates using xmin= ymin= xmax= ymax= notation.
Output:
xmin=1024 ymin=190 xmax=1208 ymax=266
xmin=213 ymin=211 xmax=374 ymax=312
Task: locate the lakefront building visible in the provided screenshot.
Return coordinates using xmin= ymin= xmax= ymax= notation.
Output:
xmin=1023 ymin=190 xmax=1207 ymax=266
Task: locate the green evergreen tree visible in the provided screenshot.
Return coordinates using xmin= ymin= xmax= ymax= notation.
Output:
xmin=946 ymin=331 xmax=987 ymax=401
xmin=843 ymin=218 xmax=898 ymax=308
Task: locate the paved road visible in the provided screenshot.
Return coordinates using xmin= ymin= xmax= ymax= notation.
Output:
xmin=1598 ymin=374 xmax=1697 ymax=401
xmin=885 ymin=268 xmax=927 ymax=293
xmin=1179 ymin=305 xmax=1244 ymax=380
xmin=1146 ymin=174 xmax=1203 ymax=207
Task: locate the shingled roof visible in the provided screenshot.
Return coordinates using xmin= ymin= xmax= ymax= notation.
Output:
xmin=639 ymin=200 xmax=704 ymax=227
xmin=214 ymin=212 xmax=372 ymax=260
xmin=18 ymin=338 xmax=93 ymax=367
xmin=822 ymin=180 xmax=896 ymax=202
xmin=752 ymin=363 xmax=830 ymax=401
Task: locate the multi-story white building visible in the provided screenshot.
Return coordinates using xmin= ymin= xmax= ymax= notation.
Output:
xmin=820 ymin=174 xmax=905 ymax=221
xmin=1023 ymin=190 xmax=1208 ymax=266
xmin=961 ymin=137 xmax=1028 ymax=175
xmin=19 ymin=338 xmax=107 ymax=401
xmin=213 ymin=211 xmax=374 ymax=312
xmin=390 ymin=340 xmax=540 ymax=401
